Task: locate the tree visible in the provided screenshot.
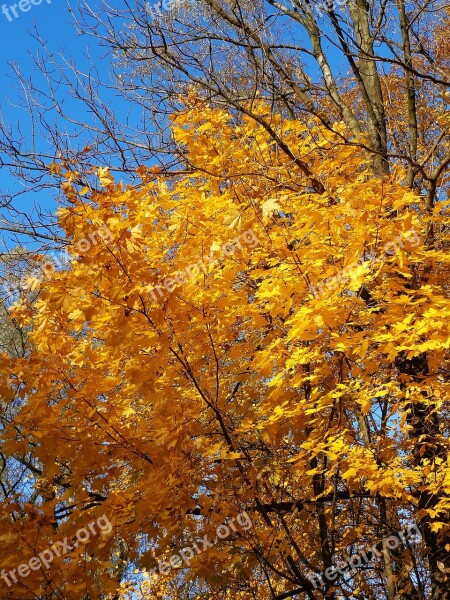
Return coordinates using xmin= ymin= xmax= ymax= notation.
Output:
xmin=0 ymin=100 xmax=448 ymax=599
xmin=2 ymin=1 xmax=450 ymax=207
xmin=75 ymin=0 xmax=450 ymax=184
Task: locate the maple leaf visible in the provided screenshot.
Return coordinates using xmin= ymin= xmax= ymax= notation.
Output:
xmin=1 ymin=100 xmax=449 ymax=599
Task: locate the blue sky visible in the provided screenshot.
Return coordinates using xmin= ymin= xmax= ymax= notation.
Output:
xmin=0 ymin=0 xmax=64 ymax=51
xmin=0 ymin=0 xmax=119 ymax=245
xmin=0 ymin=0 xmax=349 ymax=248
xmin=0 ymin=0 xmax=87 ymax=165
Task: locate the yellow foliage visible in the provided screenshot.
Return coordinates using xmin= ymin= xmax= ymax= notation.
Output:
xmin=0 ymin=100 xmax=449 ymax=598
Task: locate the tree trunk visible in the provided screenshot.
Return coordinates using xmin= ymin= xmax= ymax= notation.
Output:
xmin=395 ymin=352 xmax=450 ymax=599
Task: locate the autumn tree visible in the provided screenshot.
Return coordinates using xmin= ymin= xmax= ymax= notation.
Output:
xmin=73 ymin=0 xmax=450 ymax=184
xmin=0 ymin=100 xmax=448 ymax=599
xmin=1 ymin=1 xmax=450 ymax=207
xmin=0 ymin=2 xmax=449 ymax=599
